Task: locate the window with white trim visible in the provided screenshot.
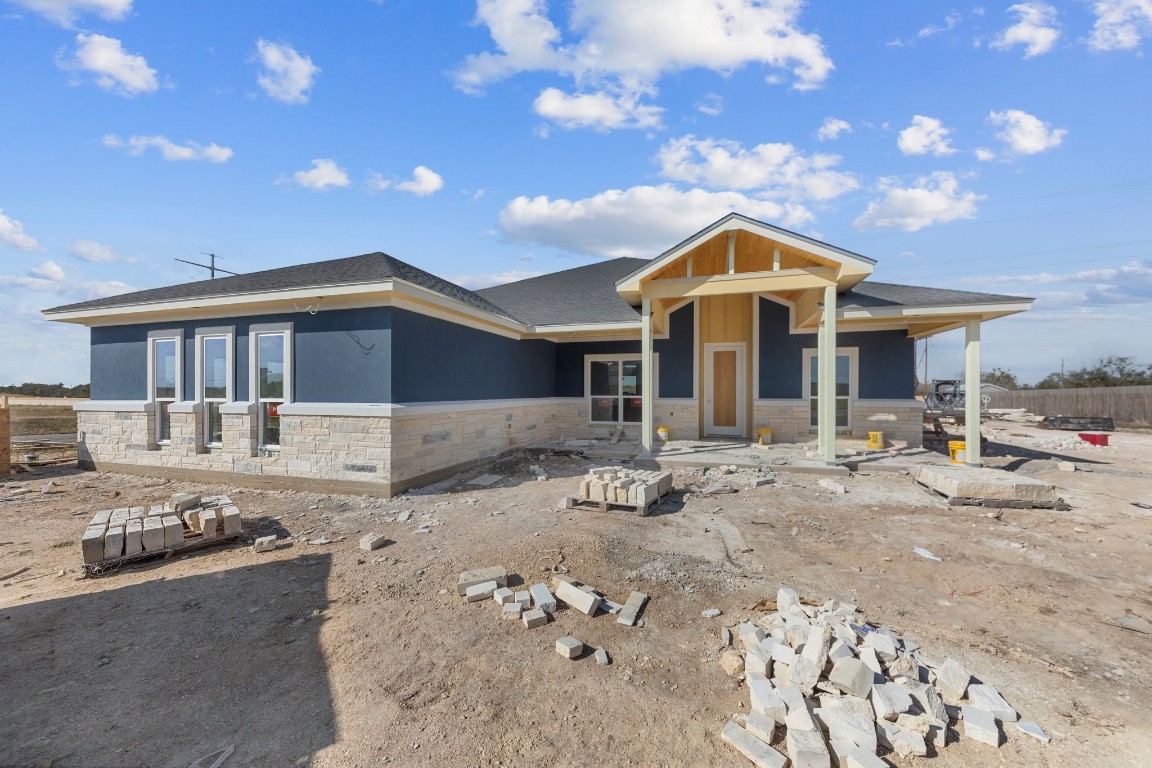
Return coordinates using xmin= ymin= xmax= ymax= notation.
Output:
xmin=585 ymin=354 xmax=652 ymax=424
xmin=149 ymin=333 xmax=181 ymax=443
xmin=255 ymin=331 xmax=289 ymax=448
xmin=196 ymin=329 xmax=233 ymax=446
xmin=802 ymin=348 xmax=858 ymax=431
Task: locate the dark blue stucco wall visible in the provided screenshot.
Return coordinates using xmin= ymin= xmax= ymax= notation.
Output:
xmin=389 ymin=309 xmax=555 ymax=402
xmin=89 ymin=307 xmax=392 ymax=402
xmin=553 ymin=301 xmax=694 ymax=398
xmin=757 ymin=298 xmax=915 ymax=399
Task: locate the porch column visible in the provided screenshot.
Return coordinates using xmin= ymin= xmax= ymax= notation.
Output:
xmin=641 ymin=297 xmax=654 ymax=457
xmin=964 ymin=318 xmax=982 ymax=467
xmin=819 ymin=284 xmax=837 ymax=465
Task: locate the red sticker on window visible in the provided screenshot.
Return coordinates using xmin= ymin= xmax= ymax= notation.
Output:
xmin=268 ymin=402 xmax=281 ymax=417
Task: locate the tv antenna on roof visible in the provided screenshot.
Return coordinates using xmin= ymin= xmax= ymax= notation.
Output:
xmin=174 ymin=252 xmax=240 ymax=279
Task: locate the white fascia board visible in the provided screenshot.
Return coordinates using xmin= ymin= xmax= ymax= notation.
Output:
xmin=390 ymin=280 xmax=529 ymax=335
xmin=531 ymin=321 xmax=641 ymax=336
xmin=837 ymin=301 xmax=1032 ymax=320
xmin=74 ymin=400 xmax=151 ymax=412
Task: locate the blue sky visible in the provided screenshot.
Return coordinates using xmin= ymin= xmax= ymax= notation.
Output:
xmin=1 ymin=0 xmax=1151 ymax=387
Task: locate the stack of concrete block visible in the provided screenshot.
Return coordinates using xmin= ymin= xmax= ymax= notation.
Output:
xmin=80 ymin=492 xmax=244 ymax=565
xmin=82 ymin=506 xmax=185 ymax=565
xmin=718 ymin=586 xmax=1046 ymax=766
xmin=577 ymin=466 xmax=674 ymax=507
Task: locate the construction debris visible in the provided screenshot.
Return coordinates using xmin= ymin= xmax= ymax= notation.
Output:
xmin=563 ymin=466 xmax=674 ymax=516
xmin=717 ymin=586 xmax=1039 ymax=767
xmin=556 ymin=636 xmax=583 ymax=659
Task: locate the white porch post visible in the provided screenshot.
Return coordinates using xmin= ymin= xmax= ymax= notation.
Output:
xmin=964 ymin=318 xmax=982 ymax=467
xmin=819 ymin=284 xmax=837 ymax=465
xmin=641 ymin=297 xmax=654 ymax=457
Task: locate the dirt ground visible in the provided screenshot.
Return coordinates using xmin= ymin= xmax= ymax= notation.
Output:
xmin=2 ymin=422 xmax=1151 ymax=768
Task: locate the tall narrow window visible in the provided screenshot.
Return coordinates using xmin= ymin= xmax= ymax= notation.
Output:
xmin=806 ymin=351 xmax=854 ymax=430
xmin=201 ymin=335 xmax=229 ymax=445
xmin=587 ymin=355 xmax=646 ymax=424
xmin=153 ymin=337 xmax=177 ymax=442
xmin=256 ymin=332 xmax=286 ymax=447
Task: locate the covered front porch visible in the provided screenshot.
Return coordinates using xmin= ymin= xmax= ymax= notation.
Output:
xmin=615 ymin=214 xmax=1030 ymax=468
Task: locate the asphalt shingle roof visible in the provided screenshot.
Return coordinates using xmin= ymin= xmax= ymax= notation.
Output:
xmin=837 ymin=281 xmax=1031 ymax=309
xmin=476 ymin=257 xmax=648 ymax=326
xmin=44 ymin=252 xmax=516 ymax=320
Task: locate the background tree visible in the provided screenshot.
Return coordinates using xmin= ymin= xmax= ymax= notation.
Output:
xmin=981 ymin=368 xmax=1021 ymax=390
xmin=1035 ymin=356 xmax=1152 ymax=389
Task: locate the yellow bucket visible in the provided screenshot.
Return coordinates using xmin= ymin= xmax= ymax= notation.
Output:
xmin=948 ymin=440 xmax=966 ymax=464
xmin=656 ymin=426 xmax=671 ymax=442
xmin=867 ymin=431 xmax=884 ymax=450
xmin=757 ymin=427 xmax=773 ymax=445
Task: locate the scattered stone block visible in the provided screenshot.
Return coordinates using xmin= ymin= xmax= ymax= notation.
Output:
xmin=701 ymin=608 xmax=723 ymax=618
xmin=863 ymin=631 xmax=897 ymax=662
xmin=162 ymin=516 xmax=184 ymax=548
xmin=594 ymin=647 xmax=610 ymax=666
xmin=457 ymin=566 xmax=507 ymax=596
xmin=900 ymin=679 xmax=948 ymax=722
xmin=492 ymin=586 xmax=514 ymax=605
xmin=845 ymin=749 xmax=888 ymax=768
xmin=967 ymin=683 xmax=1018 ymax=722
xmin=124 ymin=519 xmax=143 ymax=556
xmin=771 ymin=642 xmax=797 ymax=665
xmin=962 ymin=705 xmax=1001 ymax=747
xmin=514 ymin=590 xmax=531 ymax=608
xmin=785 ymin=724 xmax=830 ymax=768
xmin=616 ymin=590 xmax=649 ymax=626
xmin=529 ymin=583 xmax=558 ymax=613
xmin=828 ymin=658 xmax=874 ymax=699
xmin=171 ymin=493 xmax=201 ymax=512
xmin=359 ymin=532 xmax=388 ymax=551
xmin=522 ymin=608 xmax=548 ymax=628
xmin=81 ymin=526 xmax=105 ymax=564
xmin=185 ymin=508 xmax=202 ymax=533
xmin=720 ymin=650 xmax=745 ymax=677
xmin=937 ymin=657 xmax=972 ymax=700
xmin=801 ymin=624 xmax=833 ymax=669
xmin=556 ymin=636 xmax=583 ymax=659
xmin=818 ymin=478 xmax=847 ymax=494
xmin=858 ymin=646 xmax=883 ymax=675
xmin=912 ymin=465 xmax=1057 ymax=503
xmin=745 ymin=645 xmax=772 ymax=677
xmin=785 ymin=706 xmax=817 ymax=732
xmin=103 ymin=524 xmax=124 ymax=560
xmin=777 ymin=586 xmax=800 ymax=613
xmin=555 ymin=580 xmax=601 ymax=616
xmin=501 ymin=602 xmax=523 ymax=620
xmin=221 ymin=505 xmax=242 ymax=535
xmin=720 ymin=721 xmax=788 ymax=768
xmin=721 ymin=626 xmax=732 ymax=646
xmin=466 ymin=580 xmax=499 ymax=602
xmin=1015 ymin=721 xmax=1050 ymax=743
xmin=822 ymin=708 xmax=878 ymax=753
xmin=746 ymin=710 xmax=776 ymax=745
xmin=790 ymin=656 xmax=822 ymax=694
xmin=199 ymin=508 xmax=219 ymax=540
xmin=141 ymin=516 xmax=165 ymax=551
xmin=872 ymin=682 xmax=915 ymax=721
xmin=1057 ymin=460 xmax=1077 ymax=472
xmin=876 ymin=720 xmax=927 ymax=757
xmin=748 ymin=675 xmax=787 ymax=723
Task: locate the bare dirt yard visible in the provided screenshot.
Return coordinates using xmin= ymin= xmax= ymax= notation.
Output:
xmin=2 ymin=423 xmax=1151 ymax=767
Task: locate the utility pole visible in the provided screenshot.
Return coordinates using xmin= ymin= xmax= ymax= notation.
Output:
xmin=174 ymin=253 xmax=239 ymax=279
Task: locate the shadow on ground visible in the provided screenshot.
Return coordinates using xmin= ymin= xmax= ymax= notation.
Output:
xmin=0 ymin=554 xmax=336 ymax=768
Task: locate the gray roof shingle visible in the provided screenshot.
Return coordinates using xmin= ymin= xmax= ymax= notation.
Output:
xmin=44 ymin=252 xmax=516 ymax=320
xmin=477 ymin=257 xmax=648 ymax=326
xmin=837 ymin=281 xmax=1032 ymax=309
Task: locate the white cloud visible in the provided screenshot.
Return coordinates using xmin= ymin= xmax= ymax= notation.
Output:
xmin=695 ymin=92 xmax=723 ymax=116
xmin=28 ymin=260 xmax=66 ymax=281
xmin=61 ymin=33 xmax=158 ymax=96
xmin=853 ymin=171 xmax=983 ymax=232
xmin=0 ymin=209 xmax=42 ymax=251
xmin=987 ymin=109 xmax=1066 ymax=154
xmin=888 ymin=11 xmax=963 ymax=46
xmin=963 ymin=260 xmax=1152 ymax=305
xmin=816 ymin=117 xmax=851 ymax=141
xmin=897 ymin=115 xmax=958 ymax=156
xmin=102 ymin=134 xmax=233 ymax=163
xmin=991 ymin=3 xmax=1061 ymax=57
xmin=255 ymin=39 xmax=319 ymax=104
xmin=449 ymin=269 xmax=545 ymax=289
xmin=974 ymin=147 xmax=997 ymax=162
xmin=0 ymin=272 xmax=132 ymax=300
xmin=71 ymin=239 xmax=136 ymax=263
xmin=8 ymin=0 xmax=131 ymax=27
xmin=395 ymin=166 xmax=445 ymax=197
xmin=499 ymin=184 xmax=812 ymax=258
xmin=287 ymin=159 xmax=350 ymax=190
xmin=455 ymin=0 xmax=833 ymax=129
xmin=655 ymin=135 xmax=858 ymax=201
xmin=533 ymin=87 xmax=663 ymax=130
xmin=1088 ymin=0 xmax=1152 ymax=51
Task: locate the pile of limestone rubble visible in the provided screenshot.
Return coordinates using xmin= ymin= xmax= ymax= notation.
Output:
xmin=718 ymin=587 xmax=1048 ymax=768
xmin=81 ymin=492 xmax=241 ymax=565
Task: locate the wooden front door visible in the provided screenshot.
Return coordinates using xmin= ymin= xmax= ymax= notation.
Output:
xmin=706 ymin=343 xmax=745 ymax=436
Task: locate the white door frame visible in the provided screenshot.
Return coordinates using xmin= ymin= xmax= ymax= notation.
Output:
xmin=704 ymin=342 xmax=746 ymax=437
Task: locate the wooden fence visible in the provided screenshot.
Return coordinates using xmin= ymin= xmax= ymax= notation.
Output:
xmin=986 ymin=385 xmax=1152 ymax=426
xmin=1 ymin=396 xmax=10 ymax=476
